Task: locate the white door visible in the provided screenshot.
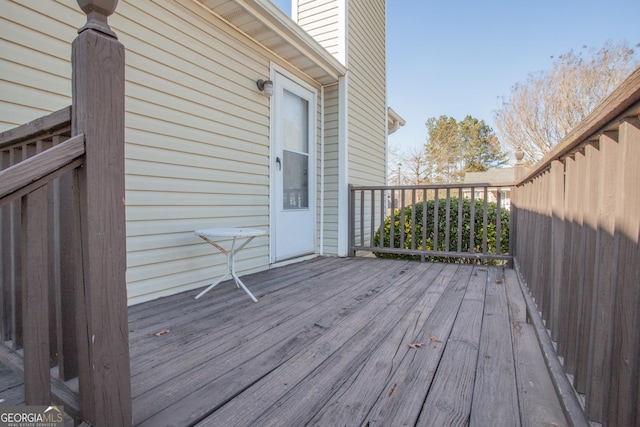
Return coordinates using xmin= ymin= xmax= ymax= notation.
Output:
xmin=272 ymin=72 xmax=316 ymax=262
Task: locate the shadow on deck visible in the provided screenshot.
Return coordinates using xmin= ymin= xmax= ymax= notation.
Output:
xmin=126 ymin=257 xmax=567 ymax=426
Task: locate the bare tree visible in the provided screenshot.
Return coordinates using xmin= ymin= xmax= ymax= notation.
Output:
xmin=494 ymin=40 xmax=640 ymax=163
xmin=388 ymin=143 xmax=430 ymax=185
xmin=403 ymin=144 xmax=430 ymax=185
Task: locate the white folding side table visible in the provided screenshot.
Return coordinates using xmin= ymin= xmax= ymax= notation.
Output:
xmin=194 ymin=228 xmax=267 ymax=302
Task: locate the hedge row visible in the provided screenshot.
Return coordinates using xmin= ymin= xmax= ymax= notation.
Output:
xmin=373 ymin=196 xmax=509 ymax=263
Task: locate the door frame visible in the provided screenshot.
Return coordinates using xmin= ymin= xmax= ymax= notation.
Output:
xmin=269 ymin=65 xmax=318 ymax=263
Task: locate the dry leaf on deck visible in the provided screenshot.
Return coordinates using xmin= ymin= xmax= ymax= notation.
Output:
xmin=154 ymin=328 xmax=170 ymax=337
xmin=429 ymin=334 xmax=442 ymax=343
xmin=408 ymin=342 xmax=424 ymax=349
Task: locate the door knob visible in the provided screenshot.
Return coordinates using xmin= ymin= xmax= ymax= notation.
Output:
xmin=276 ymin=156 xmax=282 ymax=170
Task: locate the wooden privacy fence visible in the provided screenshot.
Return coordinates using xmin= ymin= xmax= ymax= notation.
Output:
xmin=512 ymin=66 xmax=640 ymax=427
xmin=0 ymin=2 xmax=131 ymax=426
xmin=349 ymin=183 xmax=512 ymax=262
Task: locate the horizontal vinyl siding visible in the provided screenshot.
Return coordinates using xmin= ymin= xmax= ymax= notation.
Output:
xmin=0 ymin=0 xmax=307 ymax=304
xmin=321 ymin=84 xmax=340 ymax=254
xmin=0 ymin=0 xmax=81 ymax=127
xmin=115 ymin=0 xmax=272 ymax=304
xmin=347 ymin=0 xmax=387 ymax=186
xmin=296 ymin=0 xmax=342 ymax=60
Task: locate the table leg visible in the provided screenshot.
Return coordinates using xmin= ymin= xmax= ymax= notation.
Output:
xmin=195 ymin=236 xmax=259 ymax=302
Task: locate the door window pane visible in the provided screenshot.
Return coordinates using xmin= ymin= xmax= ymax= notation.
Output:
xmin=283 ymin=150 xmax=308 ymax=209
xmin=283 ymin=89 xmax=309 ymax=154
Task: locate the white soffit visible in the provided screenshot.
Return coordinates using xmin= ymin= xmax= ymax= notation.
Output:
xmin=195 ymin=0 xmax=346 ymax=85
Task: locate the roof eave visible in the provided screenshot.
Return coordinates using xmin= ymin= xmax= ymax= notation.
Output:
xmin=195 ymin=0 xmax=346 ymax=85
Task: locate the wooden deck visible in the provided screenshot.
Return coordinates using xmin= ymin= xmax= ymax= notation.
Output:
xmin=125 ymin=256 xmax=566 ymax=426
xmin=0 ymin=257 xmax=567 ymax=425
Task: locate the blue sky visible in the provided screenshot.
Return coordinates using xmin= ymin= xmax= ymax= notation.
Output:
xmin=271 ymin=0 xmax=639 ymax=155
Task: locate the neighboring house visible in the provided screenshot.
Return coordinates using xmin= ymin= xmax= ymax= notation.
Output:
xmin=0 ymin=0 xmax=393 ymax=304
xmin=387 ymin=107 xmax=406 ymax=135
xmin=463 ymin=167 xmax=515 ymax=210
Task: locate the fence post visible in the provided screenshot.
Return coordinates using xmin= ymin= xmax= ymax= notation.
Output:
xmin=510 ymin=148 xmax=526 ymax=260
xmin=71 ymin=1 xmax=132 ymax=425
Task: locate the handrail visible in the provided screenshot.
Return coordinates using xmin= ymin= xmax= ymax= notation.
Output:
xmin=518 ymin=66 xmax=640 ymax=185
xmin=0 ymin=134 xmax=85 ymax=205
xmin=0 ymin=106 xmax=72 ymax=149
xmin=350 ymin=182 xmax=515 ymax=191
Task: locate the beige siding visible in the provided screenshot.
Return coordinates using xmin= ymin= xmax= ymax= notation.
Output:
xmin=321 ymin=84 xmax=341 ymax=254
xmin=1 ymin=0 xmax=330 ymax=304
xmin=296 ymin=0 xmax=387 ymax=254
xmin=346 ymin=0 xmax=387 ymax=186
xmin=0 ymin=0 xmax=81 ymax=127
xmin=296 ymin=0 xmax=343 ymax=60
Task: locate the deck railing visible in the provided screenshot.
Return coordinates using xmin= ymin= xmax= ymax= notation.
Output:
xmin=0 ymin=2 xmax=131 ymax=426
xmin=512 ymin=66 xmax=640 ymax=426
xmin=0 ymin=107 xmax=87 ymax=408
xmin=349 ymin=183 xmax=512 ymax=262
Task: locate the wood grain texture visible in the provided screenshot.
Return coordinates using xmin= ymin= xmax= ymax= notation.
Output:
xmin=549 ymin=160 xmax=565 ymax=343
xmin=417 ymin=266 xmax=486 ymax=427
xmin=0 ymin=257 xmax=568 ymax=426
xmin=21 ymin=185 xmax=50 ymax=404
xmin=608 ymin=118 xmax=640 ymax=426
xmin=0 ymin=106 xmax=71 ymax=149
xmin=0 ymin=135 xmax=84 ymax=205
xmin=585 ymin=132 xmax=619 ymax=422
xmin=72 ymin=26 xmax=131 ymax=426
xmin=505 ymin=268 xmax=567 ymax=427
xmin=471 ymin=268 xmax=519 ymax=427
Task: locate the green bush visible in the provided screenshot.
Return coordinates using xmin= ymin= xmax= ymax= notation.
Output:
xmin=373 ymin=196 xmax=509 ymax=263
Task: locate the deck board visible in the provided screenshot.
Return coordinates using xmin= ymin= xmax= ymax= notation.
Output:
xmin=0 ymin=257 xmax=568 ymax=426
xmin=471 ymin=267 xmax=520 ymax=426
xmin=417 ymin=265 xmax=487 ymax=426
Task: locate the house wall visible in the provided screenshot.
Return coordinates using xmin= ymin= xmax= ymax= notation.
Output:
xmin=320 ymin=84 xmax=341 ymax=253
xmin=0 ymin=0 xmax=331 ymax=304
xmin=345 ymin=0 xmax=387 ymax=187
xmin=296 ymin=0 xmax=387 ymax=254
xmin=294 ymin=0 xmax=345 ymax=63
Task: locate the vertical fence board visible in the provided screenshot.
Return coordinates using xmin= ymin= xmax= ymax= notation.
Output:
xmin=1 ymin=150 xmax=11 ymax=341
xmin=21 ymin=185 xmax=50 ymax=404
xmin=369 ymin=190 xmax=375 ymax=246
xmin=378 ymin=189 xmax=384 ymax=249
xmin=422 ymin=189 xmax=427 ymax=256
xmin=444 ymin=188 xmax=450 ymax=252
xmin=433 ymin=190 xmax=439 ymax=250
xmin=530 ymin=175 xmax=543 ymax=309
xmin=574 ymin=144 xmax=598 ymax=394
xmin=11 ymin=148 xmax=22 ymax=350
xmin=585 ymin=132 xmax=618 ymax=422
xmin=558 ymin=157 xmax=575 ymax=360
xmin=495 ymin=190 xmax=501 ymax=255
xmin=470 ymin=190 xmax=475 ymax=253
xmin=482 ymin=188 xmax=488 ymax=254
xmin=566 ymin=152 xmax=587 ymax=377
xmin=542 ymin=172 xmax=553 ymax=322
xmin=410 ymin=189 xmax=416 ymax=250
xmin=47 ymin=172 xmax=60 ymax=369
xmin=399 ymin=189 xmax=406 ymax=249
xmin=359 ymin=190 xmax=364 ymax=247
xmin=389 ymin=189 xmax=395 ymax=249
xmin=608 ymin=118 xmax=640 ymax=427
xmin=58 ymin=170 xmax=80 ymax=380
xmin=549 ymin=160 xmax=565 ymax=343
